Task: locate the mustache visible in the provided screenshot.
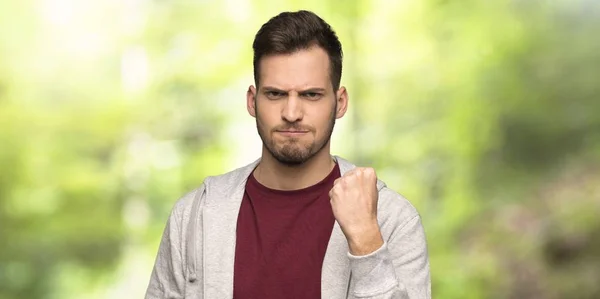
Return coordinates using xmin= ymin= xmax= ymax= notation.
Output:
xmin=273 ymin=124 xmax=313 ymax=132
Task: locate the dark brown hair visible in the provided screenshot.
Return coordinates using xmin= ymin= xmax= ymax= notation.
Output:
xmin=252 ymin=10 xmax=343 ymax=92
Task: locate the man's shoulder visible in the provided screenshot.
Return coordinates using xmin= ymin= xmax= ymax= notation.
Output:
xmin=171 ymin=159 xmax=260 ymax=207
xmin=374 ymin=186 xmax=423 ymax=245
xmin=202 ymin=158 xmax=260 ymax=190
xmin=378 ymin=186 xmax=419 ymax=219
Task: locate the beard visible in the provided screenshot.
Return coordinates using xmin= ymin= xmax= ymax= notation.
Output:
xmin=256 ymin=101 xmax=337 ymax=167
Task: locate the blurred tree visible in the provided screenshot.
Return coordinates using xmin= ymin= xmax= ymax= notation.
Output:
xmin=0 ymin=1 xmax=232 ymax=298
xmin=357 ymin=0 xmax=600 ymax=298
xmin=0 ymin=0 xmax=598 ymax=298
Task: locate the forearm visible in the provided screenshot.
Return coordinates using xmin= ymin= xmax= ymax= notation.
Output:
xmin=346 ymin=216 xmax=431 ymax=299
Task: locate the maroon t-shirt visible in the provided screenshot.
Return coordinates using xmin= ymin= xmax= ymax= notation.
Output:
xmin=233 ymin=164 xmax=341 ymax=299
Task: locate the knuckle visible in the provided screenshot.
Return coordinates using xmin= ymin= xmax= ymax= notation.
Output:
xmin=365 ymin=167 xmax=376 ymax=178
xmin=340 ymin=178 xmax=349 ymax=186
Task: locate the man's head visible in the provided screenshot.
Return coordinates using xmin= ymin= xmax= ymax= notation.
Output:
xmin=252 ymin=10 xmax=343 ymax=92
xmin=247 ymin=10 xmax=349 ymax=166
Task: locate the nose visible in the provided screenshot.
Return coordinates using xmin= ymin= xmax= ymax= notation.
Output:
xmin=281 ymin=93 xmax=303 ymax=123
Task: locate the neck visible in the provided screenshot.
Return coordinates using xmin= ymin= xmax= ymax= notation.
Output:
xmin=254 ymin=145 xmax=336 ymax=191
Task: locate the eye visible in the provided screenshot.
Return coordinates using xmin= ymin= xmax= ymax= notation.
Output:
xmin=265 ymin=91 xmax=285 ymax=99
xmin=302 ymin=92 xmax=322 ymax=100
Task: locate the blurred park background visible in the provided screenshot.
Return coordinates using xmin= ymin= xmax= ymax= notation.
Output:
xmin=1 ymin=0 xmax=599 ymax=298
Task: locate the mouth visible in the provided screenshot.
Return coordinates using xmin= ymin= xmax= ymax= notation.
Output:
xmin=276 ymin=130 xmax=309 ymax=137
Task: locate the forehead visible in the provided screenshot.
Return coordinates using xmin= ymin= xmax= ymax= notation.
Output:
xmin=258 ymin=46 xmax=331 ymax=90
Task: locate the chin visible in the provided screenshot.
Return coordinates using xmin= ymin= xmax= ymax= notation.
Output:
xmin=270 ymin=146 xmax=312 ymax=165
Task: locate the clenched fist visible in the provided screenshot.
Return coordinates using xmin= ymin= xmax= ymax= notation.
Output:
xmin=329 ymin=167 xmax=384 ymax=256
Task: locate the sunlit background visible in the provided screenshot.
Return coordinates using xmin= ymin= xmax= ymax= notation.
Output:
xmin=1 ymin=0 xmax=599 ymax=298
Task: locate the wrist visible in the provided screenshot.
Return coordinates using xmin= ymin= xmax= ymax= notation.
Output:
xmin=347 ymin=223 xmax=384 ymax=256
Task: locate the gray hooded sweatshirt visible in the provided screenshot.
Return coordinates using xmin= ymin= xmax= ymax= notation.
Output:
xmin=145 ymin=156 xmax=431 ymax=299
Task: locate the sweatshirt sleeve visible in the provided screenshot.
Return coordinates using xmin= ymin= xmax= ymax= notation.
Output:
xmin=347 ymin=215 xmax=431 ymax=299
xmin=145 ymin=205 xmax=186 ymax=299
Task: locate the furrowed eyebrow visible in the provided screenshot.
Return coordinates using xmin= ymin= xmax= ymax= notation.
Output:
xmin=262 ymin=87 xmax=287 ymax=93
xmin=261 ymin=87 xmax=327 ymax=94
xmin=299 ymin=88 xmax=326 ymax=93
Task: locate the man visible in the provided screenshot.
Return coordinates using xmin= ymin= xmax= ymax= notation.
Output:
xmin=145 ymin=10 xmax=431 ymax=299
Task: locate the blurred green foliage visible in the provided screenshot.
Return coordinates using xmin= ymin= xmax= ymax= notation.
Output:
xmin=0 ymin=0 xmax=598 ymax=298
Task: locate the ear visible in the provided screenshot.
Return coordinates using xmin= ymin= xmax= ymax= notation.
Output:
xmin=335 ymin=86 xmax=348 ymax=119
xmin=247 ymin=85 xmax=257 ymax=118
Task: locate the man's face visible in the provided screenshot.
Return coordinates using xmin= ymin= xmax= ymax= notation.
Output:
xmin=247 ymin=46 xmax=347 ymax=166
